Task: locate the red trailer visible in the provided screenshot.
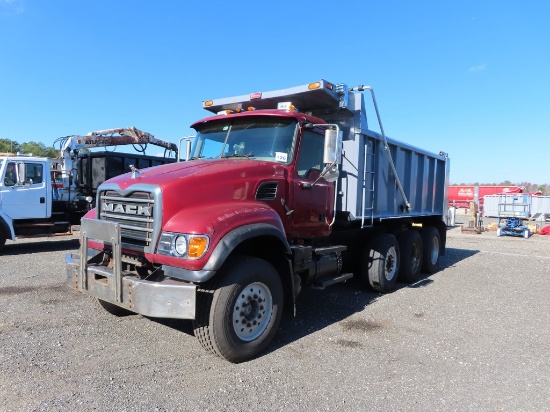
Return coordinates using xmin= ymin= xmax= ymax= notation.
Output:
xmin=448 ymin=185 xmax=523 ymax=208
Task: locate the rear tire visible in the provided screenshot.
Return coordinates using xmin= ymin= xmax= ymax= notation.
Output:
xmin=362 ymin=234 xmax=400 ymax=293
xmin=193 ymin=256 xmax=283 ymax=363
xmin=421 ymin=227 xmax=441 ymax=274
xmin=398 ymin=230 xmax=423 ymax=283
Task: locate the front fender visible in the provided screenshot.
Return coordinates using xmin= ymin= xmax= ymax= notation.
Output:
xmin=162 ymin=222 xmax=291 ymax=283
xmin=163 ymin=201 xmax=285 ymax=237
xmin=203 ymin=222 xmax=291 ymax=272
xmin=0 ymin=211 xmax=15 ymax=240
xmin=151 ymin=201 xmax=288 ymax=272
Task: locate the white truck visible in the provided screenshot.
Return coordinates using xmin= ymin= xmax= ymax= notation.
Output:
xmin=0 ymin=127 xmax=177 ymax=250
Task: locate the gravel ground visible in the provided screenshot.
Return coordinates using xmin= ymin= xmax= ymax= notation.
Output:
xmin=1 ymin=218 xmax=549 ymax=412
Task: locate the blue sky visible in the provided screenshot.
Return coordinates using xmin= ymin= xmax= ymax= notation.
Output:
xmin=1 ymin=0 xmax=548 ymax=184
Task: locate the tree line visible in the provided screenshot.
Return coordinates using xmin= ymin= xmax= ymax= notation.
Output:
xmin=0 ymin=138 xmax=58 ymax=158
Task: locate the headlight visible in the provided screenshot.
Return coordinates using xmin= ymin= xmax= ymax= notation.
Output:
xmin=174 ymin=236 xmax=187 ymax=256
xmin=158 ymin=232 xmax=209 ymax=259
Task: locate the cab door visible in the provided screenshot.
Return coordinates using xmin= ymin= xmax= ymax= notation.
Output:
xmin=1 ymin=161 xmax=49 ymax=219
xmin=288 ymin=130 xmax=334 ymax=238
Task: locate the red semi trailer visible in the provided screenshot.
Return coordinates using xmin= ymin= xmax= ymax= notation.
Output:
xmin=448 ymin=185 xmax=523 ymax=208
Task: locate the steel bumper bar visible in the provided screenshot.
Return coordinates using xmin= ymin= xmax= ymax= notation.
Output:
xmin=65 ymin=218 xmax=196 ymax=319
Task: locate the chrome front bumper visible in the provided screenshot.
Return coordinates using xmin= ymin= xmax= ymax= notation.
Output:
xmin=65 ymin=218 xmax=196 ymax=319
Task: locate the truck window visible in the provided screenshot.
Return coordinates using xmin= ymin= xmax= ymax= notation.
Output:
xmin=296 ymin=130 xmax=325 ymax=177
xmin=4 ymin=162 xmax=16 ymax=186
xmin=25 ymin=163 xmax=43 ymax=184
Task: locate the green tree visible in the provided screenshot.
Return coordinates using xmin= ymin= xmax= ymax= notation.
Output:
xmin=19 ymin=141 xmax=58 ymax=158
xmin=0 ymin=138 xmax=20 ymax=153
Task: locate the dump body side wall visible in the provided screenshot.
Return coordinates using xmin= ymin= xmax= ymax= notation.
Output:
xmin=320 ymin=91 xmax=449 ymax=222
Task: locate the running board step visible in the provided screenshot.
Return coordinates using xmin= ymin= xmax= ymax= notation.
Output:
xmin=312 ymin=245 xmax=347 ymax=255
xmin=313 ymin=272 xmax=354 ymax=289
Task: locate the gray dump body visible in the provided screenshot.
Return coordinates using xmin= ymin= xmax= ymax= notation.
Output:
xmin=312 ymin=84 xmax=449 ymax=223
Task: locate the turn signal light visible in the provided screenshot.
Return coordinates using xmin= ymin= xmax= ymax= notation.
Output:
xmin=188 ymin=236 xmax=208 ymax=259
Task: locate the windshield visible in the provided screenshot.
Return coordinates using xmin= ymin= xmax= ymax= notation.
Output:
xmin=191 ymin=117 xmax=297 ymax=163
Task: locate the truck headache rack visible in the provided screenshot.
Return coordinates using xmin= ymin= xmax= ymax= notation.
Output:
xmin=203 ymin=80 xmax=349 ymax=115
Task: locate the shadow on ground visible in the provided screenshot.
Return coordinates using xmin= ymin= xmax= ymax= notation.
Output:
xmin=1 ymin=238 xmax=80 ymax=256
xmin=151 ymin=245 xmax=479 ymax=359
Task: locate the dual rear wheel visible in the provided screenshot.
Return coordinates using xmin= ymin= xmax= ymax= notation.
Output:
xmin=361 ymin=227 xmax=441 ymax=293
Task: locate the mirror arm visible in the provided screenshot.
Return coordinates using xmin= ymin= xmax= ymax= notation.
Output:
xmin=302 ymin=159 xmax=338 ymax=189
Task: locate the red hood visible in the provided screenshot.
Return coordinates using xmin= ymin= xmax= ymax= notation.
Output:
xmin=101 ymin=158 xmax=288 ymax=224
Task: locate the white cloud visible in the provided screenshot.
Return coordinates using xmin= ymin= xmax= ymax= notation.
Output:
xmin=0 ymin=0 xmax=25 ymax=14
xmin=468 ymin=64 xmax=487 ymax=73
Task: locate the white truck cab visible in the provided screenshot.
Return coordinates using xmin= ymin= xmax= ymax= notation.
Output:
xmin=0 ymin=154 xmax=69 ymax=249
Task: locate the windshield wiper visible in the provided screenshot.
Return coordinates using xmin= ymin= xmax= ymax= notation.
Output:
xmin=221 ymin=153 xmax=253 ymax=158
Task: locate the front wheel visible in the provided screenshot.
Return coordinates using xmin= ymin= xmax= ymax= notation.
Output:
xmin=193 ymin=256 xmax=283 ymax=363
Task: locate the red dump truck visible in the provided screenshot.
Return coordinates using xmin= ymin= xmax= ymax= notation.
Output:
xmin=66 ymin=80 xmax=450 ymax=362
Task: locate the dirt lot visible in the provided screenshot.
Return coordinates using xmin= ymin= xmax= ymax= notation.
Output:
xmin=1 ymin=220 xmax=549 ymax=411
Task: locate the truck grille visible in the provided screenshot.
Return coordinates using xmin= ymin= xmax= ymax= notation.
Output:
xmin=98 ymin=190 xmax=155 ymax=247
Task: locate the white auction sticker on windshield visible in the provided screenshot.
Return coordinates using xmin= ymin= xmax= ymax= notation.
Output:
xmin=275 ymin=152 xmax=288 ymax=162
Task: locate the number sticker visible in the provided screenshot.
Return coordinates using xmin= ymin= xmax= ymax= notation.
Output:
xmin=275 ymin=152 xmax=288 ymax=162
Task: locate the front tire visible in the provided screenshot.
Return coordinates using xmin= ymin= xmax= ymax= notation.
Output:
xmin=193 ymin=256 xmax=283 ymax=363
xmin=362 ymin=234 xmax=400 ymax=293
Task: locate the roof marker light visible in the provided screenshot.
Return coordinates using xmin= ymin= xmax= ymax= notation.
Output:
xmin=217 ymin=110 xmax=231 ymax=115
xmin=308 ymin=82 xmax=321 ymax=90
xmin=204 ymin=100 xmax=213 ymax=107
xmin=250 ymin=92 xmax=262 ymax=99
xmin=247 ymin=106 xmax=256 ymax=111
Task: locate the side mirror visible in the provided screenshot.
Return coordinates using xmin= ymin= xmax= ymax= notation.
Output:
xmin=16 ymin=162 xmax=26 ymax=185
xmin=323 ymin=128 xmax=342 ymax=165
xmin=321 ymin=128 xmax=342 ymax=183
xmin=178 ymin=135 xmax=196 ymax=162
xmin=303 ymin=126 xmax=342 ymax=189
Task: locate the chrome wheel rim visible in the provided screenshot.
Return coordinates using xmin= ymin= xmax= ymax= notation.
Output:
xmin=232 ymin=282 xmax=273 ymax=342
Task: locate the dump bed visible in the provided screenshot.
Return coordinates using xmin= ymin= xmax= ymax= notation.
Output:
xmin=300 ymin=82 xmax=449 ymax=223
xmin=340 ymin=128 xmax=449 ymax=222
